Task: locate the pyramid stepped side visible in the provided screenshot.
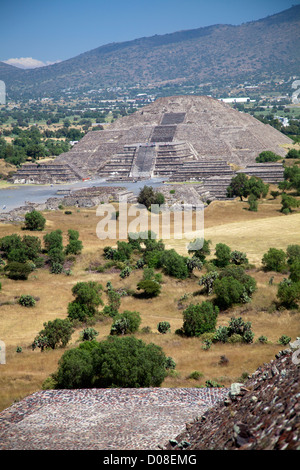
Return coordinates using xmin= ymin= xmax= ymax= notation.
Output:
xmin=11 ymin=163 xmax=83 ymax=184
xmin=237 ymin=163 xmax=285 ymax=184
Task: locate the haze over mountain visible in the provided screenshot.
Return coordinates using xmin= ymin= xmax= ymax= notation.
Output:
xmin=1 ymin=5 xmax=299 ymax=99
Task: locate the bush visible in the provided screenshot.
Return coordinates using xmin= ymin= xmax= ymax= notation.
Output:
xmin=4 ymin=261 xmax=32 ymax=280
xmin=23 ymin=210 xmax=46 ymax=231
xmin=188 ymin=238 xmax=211 ymax=262
xmin=53 ymin=336 xmax=168 ymax=389
xmin=214 ymin=276 xmax=245 ymax=309
xmin=199 ymin=271 xmax=219 ymax=295
xmin=32 ymin=318 xmax=74 ymax=351
xmin=18 ymin=294 xmax=36 ymax=307
xmin=281 ymin=193 xmax=300 ymax=214
xmin=248 ymin=194 xmax=258 ymax=211
xmin=137 ymin=279 xmax=161 ymax=297
xmin=160 ymin=249 xmax=189 ymax=279
xmin=214 ymin=317 xmax=254 ymax=344
xmin=258 ymin=335 xmax=268 ymax=344
xmin=278 ymin=335 xmax=291 ymax=346
xmin=110 ymin=310 xmax=141 ymax=335
xmin=120 ymin=266 xmax=132 ymax=278
xmin=188 ymin=371 xmax=203 ymax=380
xmin=157 ymin=321 xmax=171 ymax=334
xmin=80 ymin=328 xmax=99 ymax=342
xmin=289 ymin=261 xmax=300 ymax=283
xmin=227 ymin=333 xmax=244 ymax=344
xmin=214 ymin=243 xmax=231 ymax=268
xmin=286 ymin=245 xmax=300 ymax=265
xmin=262 ymin=248 xmax=287 ymax=272
xmin=277 ymin=280 xmax=300 ymax=308
xmin=182 ymin=301 xmax=219 ymax=337
xmin=65 ymin=229 xmax=83 ymax=255
xmin=256 ymin=151 xmax=281 ymax=163
xmin=68 ymin=281 xmax=103 ymax=322
xmin=213 ymin=326 xmax=229 ymax=343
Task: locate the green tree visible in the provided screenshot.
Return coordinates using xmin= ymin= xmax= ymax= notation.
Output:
xmin=52 ymin=337 xmax=169 ymax=389
xmin=262 ymin=248 xmax=287 ymax=272
xmin=4 ymin=261 xmax=32 ymax=280
xmin=256 ymin=151 xmax=281 ymax=163
xmin=280 ymin=193 xmax=300 ymax=215
xmin=32 ymin=318 xmax=74 ymax=351
xmin=24 ymin=210 xmax=46 ymax=231
xmin=215 ymin=243 xmax=231 ymax=268
xmin=226 ymin=173 xmax=249 ymax=201
xmin=136 ymin=279 xmax=161 ymax=297
xmin=286 ymin=244 xmax=300 ymax=265
xmin=68 ymin=281 xmax=103 ymax=322
xmin=277 ymin=280 xmax=300 ymax=308
xmin=182 ymin=301 xmax=219 ymax=337
xmin=65 ymin=229 xmax=83 ymax=255
xmin=160 ymin=249 xmax=189 ymax=279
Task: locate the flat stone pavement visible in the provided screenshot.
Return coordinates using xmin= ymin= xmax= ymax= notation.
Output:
xmin=0 ymin=387 xmax=229 ymax=450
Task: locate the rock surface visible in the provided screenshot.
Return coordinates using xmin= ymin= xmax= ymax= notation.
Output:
xmin=165 ymin=349 xmax=300 ymax=450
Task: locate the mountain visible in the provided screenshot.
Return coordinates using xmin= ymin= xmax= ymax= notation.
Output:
xmin=1 ymin=5 xmax=300 ymax=99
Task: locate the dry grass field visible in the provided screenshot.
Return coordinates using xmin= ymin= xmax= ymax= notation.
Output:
xmin=0 ymin=196 xmax=300 ymax=412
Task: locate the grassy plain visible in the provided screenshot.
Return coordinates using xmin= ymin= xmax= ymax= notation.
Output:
xmin=0 ymin=197 xmax=300 ymax=412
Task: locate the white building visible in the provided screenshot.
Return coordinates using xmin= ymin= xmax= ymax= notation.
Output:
xmin=219 ymin=97 xmax=250 ymax=104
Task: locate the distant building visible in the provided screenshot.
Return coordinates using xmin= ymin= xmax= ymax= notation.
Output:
xmin=275 ymin=116 xmax=289 ymax=127
xmin=219 ymin=97 xmax=250 ymax=104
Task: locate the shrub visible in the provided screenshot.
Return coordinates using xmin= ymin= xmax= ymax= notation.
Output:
xmin=227 ymin=333 xmax=244 ymax=344
xmin=65 ymin=229 xmax=83 ymax=255
xmin=256 ymin=151 xmax=281 ymax=163
xmin=281 ymin=193 xmax=300 ymax=214
xmin=188 ymin=371 xmax=203 ymax=380
xmin=4 ymin=261 xmax=32 ymax=280
xmin=182 ymin=301 xmax=219 ymax=337
xmin=277 ymin=280 xmax=300 ymax=308
xmin=120 ymin=266 xmax=132 ymax=278
xmin=68 ymin=281 xmax=103 ymax=322
xmin=286 ymin=245 xmax=300 ymax=265
xmin=213 ymin=326 xmax=230 ymax=343
xmin=80 ymin=328 xmax=99 ymax=342
xmin=188 ymin=238 xmax=211 ymax=262
xmin=199 ymin=271 xmax=219 ymax=295
xmin=50 ymin=262 xmax=64 ymax=274
xmin=230 ymin=250 xmax=249 ymax=266
xmin=248 ymin=194 xmax=258 ymax=212
xmin=214 ymin=243 xmax=231 ymax=268
xmin=18 ymin=294 xmax=36 ymax=307
xmin=23 ymin=210 xmax=46 ymax=231
xmin=32 ymin=318 xmax=74 ymax=351
xmin=214 ymin=276 xmax=245 ymax=309
xmin=110 ymin=310 xmax=141 ymax=335
xmin=286 ymin=252 xmax=300 ymax=280
xmin=160 ymin=249 xmax=189 ymax=279
xmin=137 ymin=279 xmax=161 ymax=297
xmin=157 ymin=321 xmax=171 ymax=334
xmin=278 ymin=335 xmax=291 ymax=346
xmin=262 ymin=248 xmax=287 ymax=272
xmin=51 ymin=337 xmax=168 ymax=389
xmin=258 ymin=335 xmax=268 ymax=344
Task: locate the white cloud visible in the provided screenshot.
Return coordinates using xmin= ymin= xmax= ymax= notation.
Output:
xmin=3 ymin=57 xmax=61 ymax=69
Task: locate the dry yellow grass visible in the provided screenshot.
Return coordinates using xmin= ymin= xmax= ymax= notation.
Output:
xmin=0 ymin=198 xmax=300 ymax=412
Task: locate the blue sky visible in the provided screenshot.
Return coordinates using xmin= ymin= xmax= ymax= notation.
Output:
xmin=0 ymin=0 xmax=297 ymax=67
